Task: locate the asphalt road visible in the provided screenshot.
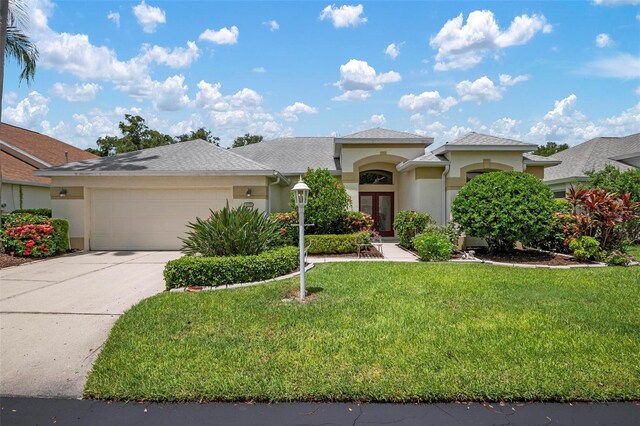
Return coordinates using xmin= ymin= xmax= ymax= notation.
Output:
xmin=1 ymin=397 xmax=639 ymax=426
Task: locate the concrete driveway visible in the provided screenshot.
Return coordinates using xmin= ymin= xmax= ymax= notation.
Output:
xmin=0 ymin=251 xmax=181 ymax=398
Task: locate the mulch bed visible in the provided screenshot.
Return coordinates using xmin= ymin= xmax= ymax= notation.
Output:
xmin=0 ymin=253 xmax=35 ymax=269
xmin=469 ymin=248 xmax=594 ymax=266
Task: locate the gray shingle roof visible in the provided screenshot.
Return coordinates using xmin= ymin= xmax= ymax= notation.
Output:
xmin=37 ymin=139 xmax=275 ymax=176
xmin=341 ymin=127 xmax=427 ymax=140
xmin=447 ymin=132 xmax=535 ymax=146
xmin=231 ymin=137 xmax=339 ymax=175
xmin=544 ymin=133 xmax=640 ymax=182
xmin=523 ymin=153 xmax=562 ymax=164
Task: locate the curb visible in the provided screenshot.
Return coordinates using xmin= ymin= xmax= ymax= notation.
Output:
xmin=169 ymin=263 xmax=315 ymax=293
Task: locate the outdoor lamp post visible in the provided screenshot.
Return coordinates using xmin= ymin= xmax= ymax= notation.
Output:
xmin=292 ymin=177 xmax=310 ymax=301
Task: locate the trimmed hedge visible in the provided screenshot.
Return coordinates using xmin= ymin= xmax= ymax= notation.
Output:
xmin=164 ymin=246 xmax=299 ymax=290
xmin=306 ymin=233 xmax=359 ymax=254
xmin=10 ymin=208 xmax=52 ymax=217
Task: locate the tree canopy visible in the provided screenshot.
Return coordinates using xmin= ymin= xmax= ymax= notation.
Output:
xmin=232 ymin=133 xmax=263 ymax=148
xmin=175 ymin=127 xmax=220 ymax=146
xmin=533 ymin=141 xmax=569 ymax=157
xmin=586 ymin=165 xmax=640 ymax=202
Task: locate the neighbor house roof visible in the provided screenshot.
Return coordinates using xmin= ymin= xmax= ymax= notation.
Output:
xmin=523 ymin=153 xmax=562 ymax=166
xmin=544 ymin=133 xmax=640 ymax=183
xmin=0 ymin=122 xmax=97 ymax=186
xmin=339 ymin=127 xmax=431 ymax=141
xmin=232 ymin=137 xmax=339 ymax=175
xmin=37 ymin=139 xmax=285 ymax=179
xmin=432 ymin=132 xmax=537 ymax=155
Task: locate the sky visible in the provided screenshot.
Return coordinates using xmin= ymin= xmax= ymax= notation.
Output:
xmin=2 ymin=0 xmax=639 ymax=149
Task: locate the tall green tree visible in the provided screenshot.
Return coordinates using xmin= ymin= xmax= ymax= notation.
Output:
xmin=232 ymin=133 xmax=263 ymax=148
xmin=175 ymin=127 xmax=220 ymax=146
xmin=533 ymin=141 xmax=569 ymax=157
xmin=586 ymin=165 xmax=640 ymax=202
xmin=95 ymin=115 xmax=174 ymax=156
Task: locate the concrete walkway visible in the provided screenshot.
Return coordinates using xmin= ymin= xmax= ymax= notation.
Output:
xmin=308 ymin=242 xmax=418 ymax=263
xmin=0 ymin=251 xmax=181 ymax=398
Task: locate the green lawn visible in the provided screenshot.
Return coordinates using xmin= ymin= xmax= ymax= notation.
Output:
xmin=85 ymin=262 xmax=640 ymax=402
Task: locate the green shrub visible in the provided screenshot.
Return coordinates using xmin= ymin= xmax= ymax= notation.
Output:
xmin=423 ymin=222 xmax=459 ymax=246
xmin=414 ymin=232 xmax=454 ymax=261
xmin=569 ymin=236 xmax=601 ymax=261
xmin=270 ymin=211 xmax=298 ymax=246
xmin=10 ymin=208 xmax=52 ymax=217
xmin=290 ymin=169 xmax=351 ymax=234
xmin=164 ymin=246 xmax=299 ymax=290
xmin=181 ymin=203 xmax=281 ymax=256
xmin=336 ymin=211 xmax=375 ymax=234
xmin=1 ymin=213 xmax=69 ymax=257
xmin=451 ymin=171 xmax=555 ymax=252
xmin=604 ymin=250 xmax=633 ymax=266
xmin=306 ymin=233 xmax=359 ymax=254
xmin=535 ymin=199 xmax=572 ymax=253
xmin=393 ymin=210 xmax=435 ymax=249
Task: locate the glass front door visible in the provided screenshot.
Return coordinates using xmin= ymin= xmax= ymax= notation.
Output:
xmin=359 ymin=192 xmax=394 ymax=237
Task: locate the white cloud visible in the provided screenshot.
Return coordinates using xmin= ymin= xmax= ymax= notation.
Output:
xmin=635 ymin=86 xmax=640 ymax=95
xmin=320 ymin=4 xmax=367 ymax=28
xmin=385 ymin=43 xmax=400 ymax=59
xmin=264 ymin=20 xmax=279 ymax=31
xmin=199 ymin=26 xmax=239 ymax=45
xmin=333 ymin=59 xmax=401 ymax=101
xmin=151 ymin=75 xmax=190 ymax=111
xmin=456 ymin=76 xmax=502 ymax=103
xmin=282 ymin=102 xmax=319 ymax=122
xmin=398 ymin=90 xmax=458 ymax=114
xmin=595 ymin=33 xmax=613 ymax=48
xmin=132 ymin=1 xmax=166 ymax=33
xmin=253 ymin=67 xmax=267 ymax=73
xmin=370 ymin=114 xmax=386 ymax=125
xmin=593 ymin=0 xmax=640 ymax=5
xmin=138 ymin=41 xmax=200 ymax=68
xmin=51 ymin=82 xmax=101 ymax=102
xmin=584 ymin=53 xmax=640 ymax=79
xmin=3 ymin=91 xmax=18 ymax=106
xmin=40 ymin=120 xmax=67 ymax=140
xmin=490 ymin=117 xmax=520 ymax=137
xmin=529 ymin=94 xmax=605 ymax=143
xmin=499 ymin=74 xmax=530 ymax=86
xmin=430 ymin=10 xmax=551 ymax=71
xmin=601 ymin=103 xmax=640 ymax=135
xmin=107 ymin=11 xmax=120 ymax=28
xmin=4 ymin=91 xmax=50 ymax=127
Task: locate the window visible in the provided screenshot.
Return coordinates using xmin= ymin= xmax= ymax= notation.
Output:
xmin=553 ymin=191 xmax=566 ymax=199
xmin=359 ymin=170 xmax=393 ymax=185
xmin=466 ymin=170 xmax=487 ymax=182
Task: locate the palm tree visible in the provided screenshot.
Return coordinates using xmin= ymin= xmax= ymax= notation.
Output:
xmin=0 ymin=0 xmax=39 ymax=121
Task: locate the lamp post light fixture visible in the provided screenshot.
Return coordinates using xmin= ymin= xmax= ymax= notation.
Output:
xmin=291 ymin=177 xmax=310 ymax=301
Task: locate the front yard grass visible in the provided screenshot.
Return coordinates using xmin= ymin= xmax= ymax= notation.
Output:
xmin=85 ymin=262 xmax=640 ymax=402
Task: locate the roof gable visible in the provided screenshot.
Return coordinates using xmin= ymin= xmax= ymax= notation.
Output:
xmin=432 ymin=132 xmax=537 ymax=155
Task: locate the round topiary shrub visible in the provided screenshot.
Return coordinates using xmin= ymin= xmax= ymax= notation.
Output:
xmin=414 ymin=231 xmax=453 ymax=261
xmin=451 ymin=171 xmax=554 ymax=252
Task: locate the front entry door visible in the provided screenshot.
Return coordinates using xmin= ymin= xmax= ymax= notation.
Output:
xmin=359 ymin=192 xmax=394 ymax=237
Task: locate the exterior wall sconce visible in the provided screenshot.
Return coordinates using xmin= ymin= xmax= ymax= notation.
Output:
xmin=59 ymin=188 xmax=68 ymax=198
xmin=246 ymin=188 xmax=252 ymax=198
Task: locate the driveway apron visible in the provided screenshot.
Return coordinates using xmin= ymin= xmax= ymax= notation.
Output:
xmin=0 ymin=251 xmax=181 ymax=398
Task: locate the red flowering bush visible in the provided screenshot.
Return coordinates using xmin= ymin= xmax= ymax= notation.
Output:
xmin=270 ymin=211 xmax=298 ymax=246
xmin=559 ymin=186 xmax=639 ymax=250
xmin=1 ymin=213 xmax=67 ymax=257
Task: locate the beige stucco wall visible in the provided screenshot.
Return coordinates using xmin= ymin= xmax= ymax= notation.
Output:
xmin=1 ymin=183 xmax=51 ymax=212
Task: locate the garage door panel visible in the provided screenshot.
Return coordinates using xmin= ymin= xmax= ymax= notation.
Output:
xmin=90 ymin=188 xmax=231 ymax=250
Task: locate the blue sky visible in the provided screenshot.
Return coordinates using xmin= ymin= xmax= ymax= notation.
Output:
xmin=3 ymin=0 xmax=639 ymax=148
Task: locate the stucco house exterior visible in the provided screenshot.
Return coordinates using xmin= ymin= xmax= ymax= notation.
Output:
xmin=37 ymin=128 xmax=559 ymax=251
xmin=0 ymin=123 xmax=97 ymax=212
xmin=544 ymin=133 xmax=640 ymax=197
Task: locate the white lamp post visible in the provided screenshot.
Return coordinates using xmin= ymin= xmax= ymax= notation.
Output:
xmin=292 ymin=177 xmax=310 ymax=301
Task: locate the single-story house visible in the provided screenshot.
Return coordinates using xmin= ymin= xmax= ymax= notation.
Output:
xmin=37 ymin=128 xmax=559 ymax=251
xmin=544 ymin=133 xmax=640 ymax=197
xmin=0 ymin=123 xmax=97 ymax=212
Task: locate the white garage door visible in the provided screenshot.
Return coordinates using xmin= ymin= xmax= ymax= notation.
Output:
xmin=90 ymin=188 xmax=232 ymax=250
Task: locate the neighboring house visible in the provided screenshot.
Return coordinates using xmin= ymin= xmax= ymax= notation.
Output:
xmin=544 ymin=133 xmax=640 ymax=197
xmin=36 ymin=128 xmax=559 ymax=251
xmin=1 ymin=123 xmax=97 ymax=213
